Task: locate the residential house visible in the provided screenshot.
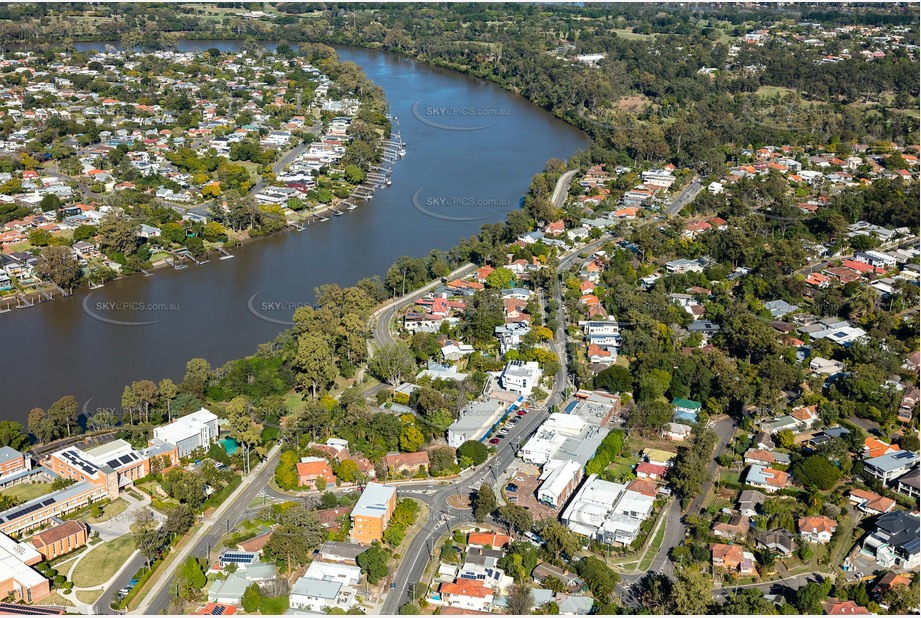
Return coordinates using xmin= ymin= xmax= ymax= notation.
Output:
xmin=823 ymin=599 xmax=871 ymax=615
xmin=663 ymin=422 xmax=692 ymax=441
xmin=499 ymin=361 xmax=542 ymax=397
xmin=438 ymin=579 xmax=494 ymax=613
xmin=863 ymin=451 xmax=919 ymax=484
xmin=757 ymin=529 xmax=796 ymax=557
xmin=737 ymin=490 xmax=766 ymax=518
xmin=848 ymin=489 xmax=896 ymax=515
xmin=862 ymin=511 xmax=920 ymax=569
xmin=289 ymin=576 xmax=357 ymax=613
xmin=382 ymin=451 xmax=430 ymax=476
xmin=713 ymin=515 xmax=751 ymax=540
xmin=467 ymin=532 xmax=511 ymax=550
xmin=798 ymin=516 xmax=837 ymax=543
xmin=671 ymin=398 xmax=701 ymax=423
xmin=745 ymin=465 xmax=789 ymax=493
xmin=711 ymin=543 xmax=757 ymax=576
xmin=296 ymin=457 xmax=336 ymax=487
xmin=895 ymin=468 xmax=919 ymax=501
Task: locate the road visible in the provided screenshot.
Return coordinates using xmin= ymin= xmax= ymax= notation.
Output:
xmin=133 ymin=444 xmax=282 ymax=615
xmin=379 ymin=236 xmax=607 ymax=614
xmin=369 ymin=262 xmax=478 ymax=351
xmin=665 ymin=176 xmax=702 ymax=216
xmin=551 ymin=169 xmax=578 ymax=209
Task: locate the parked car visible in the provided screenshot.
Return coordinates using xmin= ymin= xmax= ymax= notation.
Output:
xmin=516 ymin=410 xmax=526 ymax=416
xmin=506 ymin=484 xmax=518 ymax=492
xmin=489 ymin=438 xmax=501 ymax=445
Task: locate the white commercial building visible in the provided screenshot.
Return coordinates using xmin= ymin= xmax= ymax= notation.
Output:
xmin=519 ymin=413 xmax=609 ymax=467
xmin=447 ymin=399 xmax=507 ymax=448
xmin=561 ymin=474 xmax=655 ymax=545
xmin=537 ymin=459 xmax=583 ymax=509
xmin=152 ymin=408 xmax=219 ymax=457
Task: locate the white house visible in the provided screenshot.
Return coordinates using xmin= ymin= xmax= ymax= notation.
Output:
xmin=289 ymin=577 xmax=357 ymax=613
xmin=499 ymin=361 xmax=542 ymax=397
xmin=304 ymin=561 xmax=362 ymax=586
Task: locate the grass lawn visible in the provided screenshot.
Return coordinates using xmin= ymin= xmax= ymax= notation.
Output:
xmin=638 ymin=521 xmax=667 ymax=572
xmin=0 ymin=482 xmax=53 ymax=503
xmin=606 ymin=455 xmax=636 ymax=478
xmin=87 ymin=497 xmax=128 ymax=523
xmin=71 ymin=535 xmax=136 ymax=588
xmin=76 ymin=589 xmax=104 ymax=605
xmin=43 ymin=592 xmax=74 ymax=607
xmin=613 ymin=28 xmax=657 ymax=40
xmin=756 ymin=86 xmax=797 ymax=98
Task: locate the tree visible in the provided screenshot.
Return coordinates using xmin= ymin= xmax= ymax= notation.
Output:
xmin=776 ymin=429 xmax=795 ymax=450
xmin=498 ymin=504 xmax=533 ymax=535
xmin=337 ymin=459 xmax=360 ymax=484
xmin=457 ymin=440 xmax=489 ymax=467
xmin=593 ymin=365 xmax=632 ymax=393
xmin=165 ymin=504 xmax=195 ymax=540
xmin=182 ymin=358 xmax=211 ymax=397
xmin=47 ymin=396 xmax=79 ymax=438
xmin=538 ymin=519 xmax=579 ymax=561
xmin=35 ymin=246 xmax=82 ymax=289
xmin=242 ymin=583 xmax=262 ymax=613
xmin=130 ymin=380 xmax=158 ymax=424
xmin=275 ymin=450 xmax=300 ymax=490
xmin=133 ymin=508 xmax=163 ymax=569
xmin=485 ymin=267 xmax=515 ymax=289
xmin=159 ymin=378 xmax=178 ymax=421
xmin=506 ymin=583 xmax=534 ymax=615
xmin=39 ymin=194 xmax=62 ymax=212
xmin=369 ymin=342 xmax=416 ymax=386
xmin=795 ymin=579 xmax=832 ymax=614
xmin=0 ymin=420 xmax=30 ymax=450
xmin=429 ymin=447 xmax=457 ymax=476
xmin=357 ymin=544 xmax=389 ymax=584
xmin=399 ymin=424 xmax=424 ymax=453
xmin=792 ymin=455 xmax=841 ymax=490
xmin=161 ymin=468 xmax=207 ymax=509
xmin=575 ymin=556 xmax=619 ymax=603
xmin=28 ymin=408 xmax=56 ymax=443
xmin=293 ymin=332 xmax=337 ymax=399
xmin=473 ymin=483 xmax=497 ymax=522
xmin=175 ymin=556 xmax=207 ymax=601
xmin=672 ymin=565 xmax=712 ymax=614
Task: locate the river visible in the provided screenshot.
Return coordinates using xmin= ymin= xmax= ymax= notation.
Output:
xmin=1 ymin=41 xmax=589 ymax=424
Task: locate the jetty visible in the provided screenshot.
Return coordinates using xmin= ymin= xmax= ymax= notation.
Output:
xmin=217 ymin=246 xmax=236 ymax=258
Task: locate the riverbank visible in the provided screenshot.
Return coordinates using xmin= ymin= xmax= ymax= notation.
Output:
xmin=1 ymin=46 xmax=404 ymax=316
xmin=1 ymin=42 xmax=589 ymax=420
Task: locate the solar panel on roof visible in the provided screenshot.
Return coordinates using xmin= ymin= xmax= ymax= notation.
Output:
xmin=107 ymin=459 xmax=121 ymax=468
xmin=121 ymin=454 xmax=135 ymax=464
xmin=211 ymin=605 xmax=226 ymax=615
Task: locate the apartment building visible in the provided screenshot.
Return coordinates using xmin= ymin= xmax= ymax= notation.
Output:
xmin=349 ymin=483 xmax=397 ymax=545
